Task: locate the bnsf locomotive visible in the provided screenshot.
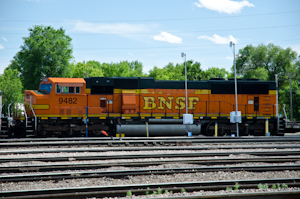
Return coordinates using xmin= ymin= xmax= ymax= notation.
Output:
xmin=5 ymin=77 xmax=284 ymax=137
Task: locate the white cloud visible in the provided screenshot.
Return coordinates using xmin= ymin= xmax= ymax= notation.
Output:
xmin=0 ymin=44 xmax=4 ymax=49
xmin=128 ymin=52 xmax=133 ymax=56
xmin=73 ymin=21 xmax=148 ymax=35
xmin=151 ymin=32 xmax=182 ymax=44
xmin=194 ymin=0 xmax=254 ymax=14
xmin=198 ymin=34 xmax=238 ymax=44
xmin=226 ymin=56 xmax=233 ymax=60
xmin=2 ymin=37 xmax=7 ymax=42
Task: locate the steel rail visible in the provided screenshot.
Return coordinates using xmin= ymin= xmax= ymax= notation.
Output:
xmin=1 ymin=178 xmax=300 ymax=199
xmin=1 ymin=150 xmax=300 ymax=163
xmin=2 ymin=136 xmax=300 ymax=142
xmin=1 ymin=144 xmax=300 ymax=155
xmin=0 ymin=156 xmax=299 ymax=172
xmin=1 ymin=164 xmax=300 ymax=183
xmin=1 ymin=137 xmax=300 ymax=148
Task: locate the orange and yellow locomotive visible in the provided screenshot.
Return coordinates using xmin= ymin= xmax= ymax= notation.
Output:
xmin=10 ymin=77 xmax=281 ymax=137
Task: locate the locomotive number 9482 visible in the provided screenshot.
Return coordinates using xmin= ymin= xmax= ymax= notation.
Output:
xmin=58 ymin=97 xmax=77 ymax=104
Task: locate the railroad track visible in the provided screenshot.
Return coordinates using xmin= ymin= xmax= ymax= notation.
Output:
xmin=1 ymin=144 xmax=300 ymax=155
xmin=1 ymin=137 xmax=300 ymax=148
xmin=0 ymin=150 xmax=300 ymax=163
xmin=1 ymin=156 xmax=299 ymax=172
xmin=1 ymin=164 xmax=300 ymax=183
xmin=1 ymin=178 xmax=300 ymax=199
xmin=1 ymin=137 xmax=300 ymax=198
xmin=1 ymin=150 xmax=300 ymax=163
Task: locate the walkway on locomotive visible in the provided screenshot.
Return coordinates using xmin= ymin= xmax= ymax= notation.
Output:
xmin=22 ymin=77 xmax=277 ymax=120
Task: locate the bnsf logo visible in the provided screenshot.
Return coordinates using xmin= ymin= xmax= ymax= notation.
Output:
xmin=143 ymin=96 xmax=199 ymax=110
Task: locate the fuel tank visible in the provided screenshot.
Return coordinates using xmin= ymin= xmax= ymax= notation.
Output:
xmin=116 ymin=124 xmax=201 ymax=136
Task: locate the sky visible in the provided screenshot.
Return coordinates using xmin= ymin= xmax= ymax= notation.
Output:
xmin=0 ymin=0 xmax=300 ymax=75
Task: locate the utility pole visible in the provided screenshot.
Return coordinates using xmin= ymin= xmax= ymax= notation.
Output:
xmin=289 ymin=73 xmax=293 ymax=121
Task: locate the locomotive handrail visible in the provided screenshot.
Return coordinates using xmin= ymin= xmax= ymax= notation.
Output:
xmin=8 ymin=103 xmax=11 ymax=117
xmin=30 ymin=96 xmax=37 ymax=132
xmin=283 ymin=104 xmax=287 ymax=125
xmin=22 ymin=103 xmax=28 ymax=128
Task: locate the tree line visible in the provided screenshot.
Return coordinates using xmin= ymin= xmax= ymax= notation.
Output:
xmin=1 ymin=25 xmax=300 ymax=120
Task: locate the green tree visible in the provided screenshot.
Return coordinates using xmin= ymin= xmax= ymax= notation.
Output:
xmin=149 ymin=60 xmax=202 ymax=80
xmin=235 ymin=43 xmax=299 ymax=120
xmin=9 ymin=25 xmax=73 ymax=90
xmin=0 ymin=69 xmax=23 ymax=114
xmin=202 ymin=67 xmax=228 ymax=80
xmin=243 ymin=67 xmax=269 ymax=81
xmin=72 ymin=61 xmax=103 ymax=78
xmin=235 ymin=43 xmax=298 ymax=87
xmin=101 ymin=61 xmax=144 ymax=77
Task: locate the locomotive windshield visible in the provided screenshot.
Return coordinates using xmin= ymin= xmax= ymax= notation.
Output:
xmin=39 ymin=84 xmax=52 ymax=94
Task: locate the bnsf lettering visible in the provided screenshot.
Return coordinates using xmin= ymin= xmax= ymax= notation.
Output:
xmin=59 ymin=97 xmax=77 ymax=104
xmin=143 ymin=96 xmax=199 ymax=110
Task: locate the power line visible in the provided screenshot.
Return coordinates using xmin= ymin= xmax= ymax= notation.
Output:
xmin=1 ymin=24 xmax=299 ymax=35
xmin=3 ymin=38 xmax=300 ymax=51
xmin=0 ymin=10 xmax=299 ymax=23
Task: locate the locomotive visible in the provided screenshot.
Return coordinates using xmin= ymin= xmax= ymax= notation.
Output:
xmin=2 ymin=77 xmax=285 ymax=137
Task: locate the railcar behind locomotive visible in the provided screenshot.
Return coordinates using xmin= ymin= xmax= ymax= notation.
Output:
xmin=3 ymin=77 xmax=284 ymax=137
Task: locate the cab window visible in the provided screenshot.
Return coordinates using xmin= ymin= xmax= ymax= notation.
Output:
xmin=56 ymin=85 xmax=81 ymax=94
xmin=39 ymin=84 xmax=52 ymax=94
xmin=75 ymin=87 xmax=80 ymax=94
xmin=56 ymin=85 xmax=61 ymax=93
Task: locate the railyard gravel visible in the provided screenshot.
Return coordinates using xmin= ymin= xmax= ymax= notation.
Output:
xmin=1 ymin=142 xmax=300 ymax=196
xmin=1 ymin=154 xmax=300 ymax=167
xmin=97 ymin=188 xmax=300 ymax=199
xmin=1 ymin=148 xmax=300 ymax=159
xmin=1 ymin=161 xmax=300 ymax=176
xmin=1 ymin=142 xmax=300 ymax=152
xmin=1 ymin=170 xmax=300 ymax=191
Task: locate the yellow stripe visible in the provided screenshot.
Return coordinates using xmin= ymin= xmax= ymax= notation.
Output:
xmin=122 ymin=114 xmax=139 ymax=117
xmin=114 ymin=89 xmax=122 ymax=94
xmin=141 ymin=117 xmax=145 ymax=119
xmin=122 ymin=90 xmax=135 ymax=94
xmin=140 ymin=89 xmax=150 ymax=94
xmin=211 ymin=117 xmax=217 ymax=119
xmin=61 ymin=117 xmax=68 ymax=119
xmin=41 ymin=117 xmax=48 ymax=120
xmin=247 ymin=117 xmax=253 ymax=119
xmin=155 ymin=117 xmax=161 ymax=119
xmin=123 ymin=117 xmax=131 ymax=119
xmin=86 ymin=88 xmax=91 ymax=94
xmin=99 ymin=117 xmax=106 ymax=119
xmin=32 ymin=104 xmax=49 ymax=109
xmin=194 ymin=89 xmax=211 ymax=94
xmin=173 ymin=117 xmax=179 ymax=119
xmin=269 ymin=90 xmax=277 ymax=95
xmin=193 ymin=117 xmax=199 ymax=119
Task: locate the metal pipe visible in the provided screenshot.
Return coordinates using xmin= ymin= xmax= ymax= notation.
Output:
xmin=29 ymin=96 xmax=37 ymax=133
xmin=181 ymin=52 xmax=188 ymax=114
xmin=117 ymin=124 xmax=201 ymax=136
xmin=275 ymin=74 xmax=279 ymax=134
xmin=289 ymin=73 xmax=293 ymax=121
xmin=230 ymin=42 xmax=239 ymax=137
xmin=265 ymin=118 xmax=269 ymax=136
xmin=215 ymin=122 xmax=218 ymax=137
